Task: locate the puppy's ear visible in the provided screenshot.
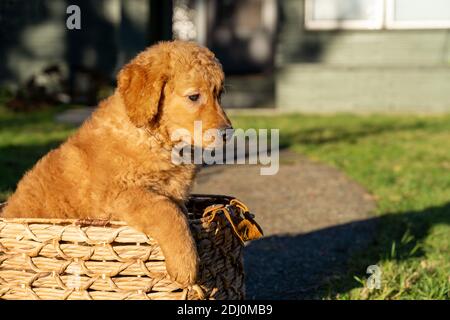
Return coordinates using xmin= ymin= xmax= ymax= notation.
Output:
xmin=117 ymin=64 xmax=165 ymax=127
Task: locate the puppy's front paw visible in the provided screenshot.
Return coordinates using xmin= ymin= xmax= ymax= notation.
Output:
xmin=165 ymin=243 xmax=200 ymax=287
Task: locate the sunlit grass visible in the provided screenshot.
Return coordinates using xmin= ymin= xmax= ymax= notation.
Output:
xmin=0 ymin=105 xmax=75 ymax=201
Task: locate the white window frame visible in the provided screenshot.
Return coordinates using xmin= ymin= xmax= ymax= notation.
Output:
xmin=304 ymin=0 xmax=385 ymax=30
xmin=385 ymin=0 xmax=450 ymax=29
xmin=305 ymin=0 xmax=450 ymax=30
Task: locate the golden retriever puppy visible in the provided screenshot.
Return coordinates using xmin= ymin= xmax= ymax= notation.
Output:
xmin=2 ymin=40 xmax=233 ymax=286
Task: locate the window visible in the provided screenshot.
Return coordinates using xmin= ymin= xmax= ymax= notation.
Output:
xmin=305 ymin=0 xmax=384 ymax=29
xmin=305 ymin=0 xmax=450 ymax=30
xmin=386 ymin=0 xmax=450 ymax=29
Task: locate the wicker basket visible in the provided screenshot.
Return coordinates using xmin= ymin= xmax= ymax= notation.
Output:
xmin=0 ymin=194 xmax=262 ymax=300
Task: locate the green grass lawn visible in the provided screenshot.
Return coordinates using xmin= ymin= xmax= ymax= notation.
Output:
xmin=0 ymin=105 xmax=449 ymax=299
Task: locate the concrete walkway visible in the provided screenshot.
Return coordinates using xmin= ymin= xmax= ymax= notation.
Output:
xmin=193 ymin=151 xmax=377 ymax=299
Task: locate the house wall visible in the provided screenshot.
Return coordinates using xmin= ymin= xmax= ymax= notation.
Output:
xmin=0 ymin=0 xmax=68 ymax=88
xmin=276 ymin=0 xmax=450 ymax=113
xmin=0 ymin=0 xmax=151 ymax=89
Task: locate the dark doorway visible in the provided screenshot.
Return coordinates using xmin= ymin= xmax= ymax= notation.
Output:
xmin=208 ymin=0 xmax=277 ymax=75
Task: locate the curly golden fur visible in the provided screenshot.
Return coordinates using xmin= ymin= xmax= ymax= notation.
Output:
xmin=1 ymin=40 xmax=232 ymax=286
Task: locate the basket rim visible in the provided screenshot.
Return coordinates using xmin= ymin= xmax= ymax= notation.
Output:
xmin=0 ymin=193 xmax=237 ymax=226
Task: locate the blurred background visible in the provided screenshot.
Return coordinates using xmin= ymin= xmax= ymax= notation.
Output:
xmin=0 ymin=0 xmax=449 ymax=300
xmin=1 ymin=0 xmax=450 ymax=111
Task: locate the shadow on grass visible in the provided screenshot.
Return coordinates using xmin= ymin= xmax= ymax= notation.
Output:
xmin=0 ymin=141 xmax=64 ymax=201
xmin=244 ymin=202 xmax=450 ymax=299
xmin=279 ymin=120 xmax=432 ymax=149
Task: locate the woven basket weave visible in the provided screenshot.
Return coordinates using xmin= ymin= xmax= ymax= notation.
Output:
xmin=0 ymin=194 xmax=262 ymax=300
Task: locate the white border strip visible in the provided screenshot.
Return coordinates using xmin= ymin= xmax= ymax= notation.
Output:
xmin=305 ymin=0 xmax=450 ymax=30
xmin=304 ymin=0 xmax=384 ymax=30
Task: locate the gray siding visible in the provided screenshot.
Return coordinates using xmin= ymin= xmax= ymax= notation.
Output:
xmin=278 ymin=65 xmax=450 ymax=113
xmin=276 ymin=0 xmax=450 ymax=112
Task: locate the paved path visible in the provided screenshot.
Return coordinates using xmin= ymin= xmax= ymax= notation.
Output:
xmin=193 ymin=151 xmax=377 ymax=299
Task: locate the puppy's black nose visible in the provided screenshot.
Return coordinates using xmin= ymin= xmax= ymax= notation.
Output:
xmin=218 ymin=126 xmax=234 ymax=141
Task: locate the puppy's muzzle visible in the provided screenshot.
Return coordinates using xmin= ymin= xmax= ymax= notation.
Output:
xmin=218 ymin=126 xmax=234 ymax=142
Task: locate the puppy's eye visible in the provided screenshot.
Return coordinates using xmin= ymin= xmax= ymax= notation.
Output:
xmin=188 ymin=94 xmax=200 ymax=102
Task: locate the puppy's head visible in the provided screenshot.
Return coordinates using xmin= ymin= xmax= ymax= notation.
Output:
xmin=117 ymin=40 xmax=232 ymax=148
